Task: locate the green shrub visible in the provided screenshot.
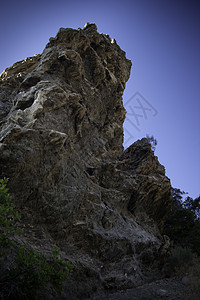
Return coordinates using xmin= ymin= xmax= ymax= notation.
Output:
xmin=7 ymin=245 xmax=73 ymax=299
xmin=0 ymin=179 xmax=73 ymax=299
xmin=0 ymin=178 xmax=21 ymax=250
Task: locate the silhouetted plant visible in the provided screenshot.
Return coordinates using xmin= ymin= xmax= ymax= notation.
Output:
xmin=183 ymin=195 xmax=200 ymax=219
xmin=146 ymin=134 xmax=157 ymax=151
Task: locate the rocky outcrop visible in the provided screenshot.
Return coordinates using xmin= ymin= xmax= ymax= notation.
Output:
xmin=0 ymin=23 xmax=171 ymax=298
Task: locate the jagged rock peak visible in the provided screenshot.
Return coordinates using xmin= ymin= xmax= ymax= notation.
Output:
xmin=0 ymin=23 xmax=132 ymax=159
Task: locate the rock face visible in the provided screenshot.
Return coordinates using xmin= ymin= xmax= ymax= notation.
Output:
xmin=0 ymin=23 xmax=171 ymax=298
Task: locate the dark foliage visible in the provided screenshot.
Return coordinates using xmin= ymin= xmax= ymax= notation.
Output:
xmin=164 ymin=188 xmax=200 ymax=255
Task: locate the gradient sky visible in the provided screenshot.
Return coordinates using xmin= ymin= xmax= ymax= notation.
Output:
xmin=0 ymin=0 xmax=199 ymax=199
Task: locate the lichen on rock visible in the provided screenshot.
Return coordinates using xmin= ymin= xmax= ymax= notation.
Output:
xmin=0 ymin=23 xmax=172 ymax=298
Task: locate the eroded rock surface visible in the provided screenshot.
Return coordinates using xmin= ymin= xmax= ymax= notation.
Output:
xmin=0 ymin=23 xmax=172 ymax=299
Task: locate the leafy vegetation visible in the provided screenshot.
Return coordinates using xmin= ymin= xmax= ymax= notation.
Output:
xmin=0 ymin=178 xmax=21 ymax=250
xmin=163 ymin=188 xmax=200 ymax=255
xmin=163 ymin=189 xmax=200 ymax=298
xmin=0 ymin=178 xmax=72 ymax=299
xmin=4 ymin=244 xmax=73 ymax=299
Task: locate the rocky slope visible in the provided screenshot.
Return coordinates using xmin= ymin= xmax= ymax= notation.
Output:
xmin=0 ymin=23 xmax=172 ymax=298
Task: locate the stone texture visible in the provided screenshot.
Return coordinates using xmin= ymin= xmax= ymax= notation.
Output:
xmin=0 ymin=23 xmax=172 ymax=298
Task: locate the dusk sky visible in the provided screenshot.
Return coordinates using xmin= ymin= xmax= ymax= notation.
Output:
xmin=1 ymin=0 xmax=199 ymax=199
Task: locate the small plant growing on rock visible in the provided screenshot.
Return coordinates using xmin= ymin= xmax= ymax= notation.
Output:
xmin=146 ymin=134 xmax=157 ymax=151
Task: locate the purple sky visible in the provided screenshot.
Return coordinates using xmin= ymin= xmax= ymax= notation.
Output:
xmin=1 ymin=0 xmax=199 ymax=198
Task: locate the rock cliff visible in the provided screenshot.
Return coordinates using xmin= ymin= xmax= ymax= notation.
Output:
xmin=0 ymin=23 xmax=172 ymax=299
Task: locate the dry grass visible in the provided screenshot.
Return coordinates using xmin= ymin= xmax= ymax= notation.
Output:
xmin=164 ymin=246 xmax=200 ymax=299
xmin=187 ymin=259 xmax=200 ymax=300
